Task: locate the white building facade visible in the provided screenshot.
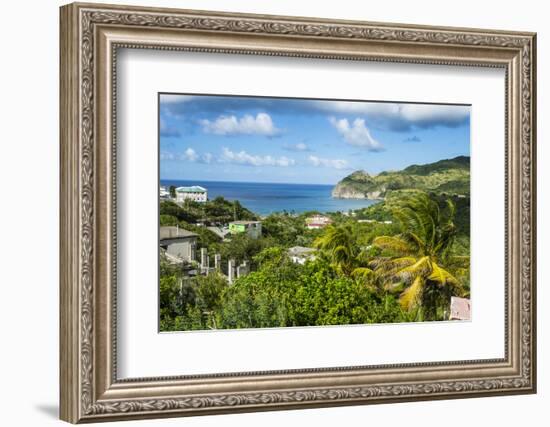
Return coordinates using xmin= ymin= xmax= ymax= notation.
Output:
xmin=287 ymin=246 xmax=316 ymax=264
xmin=305 ymin=214 xmax=332 ymax=230
xmin=159 ymin=186 xmax=170 ymax=200
xmin=176 ymin=185 xmax=207 ymax=203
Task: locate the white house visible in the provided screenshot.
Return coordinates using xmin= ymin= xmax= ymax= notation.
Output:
xmin=305 ymin=214 xmax=332 ymax=230
xmin=287 ymin=246 xmax=316 ymax=264
xmin=176 ymin=185 xmax=207 ymax=203
xmin=159 ymin=186 xmax=170 ymax=200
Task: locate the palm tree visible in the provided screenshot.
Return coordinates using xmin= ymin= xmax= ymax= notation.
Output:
xmin=371 ymin=192 xmax=467 ymax=318
xmin=314 ymin=223 xmax=373 ymax=280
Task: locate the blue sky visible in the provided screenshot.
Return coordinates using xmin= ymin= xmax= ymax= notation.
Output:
xmin=159 ymin=94 xmax=470 ymax=185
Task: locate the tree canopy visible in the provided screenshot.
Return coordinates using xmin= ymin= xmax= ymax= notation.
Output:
xmin=159 ymin=192 xmax=470 ymax=331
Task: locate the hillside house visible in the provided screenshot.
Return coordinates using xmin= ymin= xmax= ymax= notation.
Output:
xmin=288 ymin=246 xmax=316 ymax=264
xmin=159 ymin=226 xmax=198 ymax=262
xmin=305 ymin=214 xmax=332 ymax=230
xmin=176 ymin=185 xmax=207 ymax=203
xmin=229 ymin=220 xmax=262 ymax=239
xmin=159 ymin=186 xmax=171 ymax=200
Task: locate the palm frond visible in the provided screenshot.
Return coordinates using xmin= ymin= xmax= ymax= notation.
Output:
xmin=371 ymin=256 xmax=416 ymax=281
xmin=384 ymin=281 xmax=405 ymax=293
xmin=368 ymin=256 xmax=392 ymax=269
xmin=372 ymin=235 xmax=414 ymax=255
xmin=378 ymin=256 xmax=417 ymax=270
xmin=314 ymin=224 xmax=360 ymax=275
xmin=406 ymin=232 xmax=426 ymax=254
xmin=369 ymin=192 xmax=466 ymax=316
xmin=351 ymin=267 xmax=374 ymax=285
xmin=399 ymin=276 xmax=425 ymax=311
xmin=428 ymin=262 xmax=459 ymax=286
xmin=332 ymin=245 xmax=350 ymax=259
xmin=395 ymin=256 xmax=431 ymax=283
xmin=445 ymin=198 xmax=456 ymax=221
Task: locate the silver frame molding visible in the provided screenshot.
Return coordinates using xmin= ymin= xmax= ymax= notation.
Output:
xmin=60 ymin=2 xmax=537 ymax=423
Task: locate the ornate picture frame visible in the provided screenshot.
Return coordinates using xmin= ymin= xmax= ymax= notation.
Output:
xmin=60 ymin=2 xmax=536 ymax=423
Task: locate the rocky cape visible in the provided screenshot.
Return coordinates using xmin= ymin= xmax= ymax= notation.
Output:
xmin=332 ymin=156 xmax=470 ymax=200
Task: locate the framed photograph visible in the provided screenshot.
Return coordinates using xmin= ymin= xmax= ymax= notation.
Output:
xmin=60 ymin=2 xmax=537 ymax=423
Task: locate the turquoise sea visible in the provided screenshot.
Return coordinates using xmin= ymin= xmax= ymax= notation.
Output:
xmin=160 ymin=180 xmax=379 ymax=216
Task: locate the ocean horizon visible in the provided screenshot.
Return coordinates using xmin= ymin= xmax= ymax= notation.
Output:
xmin=160 ymin=179 xmax=378 ymax=215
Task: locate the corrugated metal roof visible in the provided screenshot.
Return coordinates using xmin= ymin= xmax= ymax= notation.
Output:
xmin=176 ymin=186 xmax=207 ymax=193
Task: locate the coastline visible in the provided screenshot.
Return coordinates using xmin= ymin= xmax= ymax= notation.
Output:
xmin=160 ymin=179 xmax=379 ymax=215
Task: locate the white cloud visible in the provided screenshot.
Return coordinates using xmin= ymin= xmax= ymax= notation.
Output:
xmin=317 ymin=102 xmax=469 ymax=131
xmin=308 ymin=155 xmax=349 ymax=170
xmin=283 ymin=142 xmax=310 ymax=152
xmin=181 ymin=147 xmax=213 ymax=164
xmin=200 ymin=113 xmax=281 ymax=136
xmin=166 ymin=147 xmax=289 ymax=166
xmin=398 ymin=104 xmax=469 ymax=125
xmin=329 ymin=117 xmax=383 ymax=151
xmin=221 ymin=147 xmax=295 ymax=167
xmin=183 ymin=147 xmax=198 ymax=162
xmin=160 ymin=94 xmax=195 ymax=104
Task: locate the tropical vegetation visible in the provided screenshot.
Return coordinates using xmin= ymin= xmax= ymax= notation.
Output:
xmin=332 ymin=155 xmax=470 ymax=199
xmin=160 ymin=186 xmax=470 ymax=331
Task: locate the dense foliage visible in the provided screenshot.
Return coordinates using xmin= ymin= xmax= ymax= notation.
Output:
xmin=332 ymin=155 xmax=470 ymax=198
xmin=160 ymin=197 xmax=257 ymax=225
xmin=160 ymin=190 xmax=470 ymax=331
xmin=160 ymin=248 xmax=414 ymax=330
xmin=370 ymin=192 xmax=468 ymax=320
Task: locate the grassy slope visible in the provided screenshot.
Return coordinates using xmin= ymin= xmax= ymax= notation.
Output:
xmin=333 ymin=156 xmax=470 ymax=198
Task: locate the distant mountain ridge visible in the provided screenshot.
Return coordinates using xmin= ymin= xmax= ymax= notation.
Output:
xmin=332 ymin=156 xmax=470 ymax=199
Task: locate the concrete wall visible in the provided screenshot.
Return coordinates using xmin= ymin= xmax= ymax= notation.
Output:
xmin=165 ymin=239 xmax=196 ymax=262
